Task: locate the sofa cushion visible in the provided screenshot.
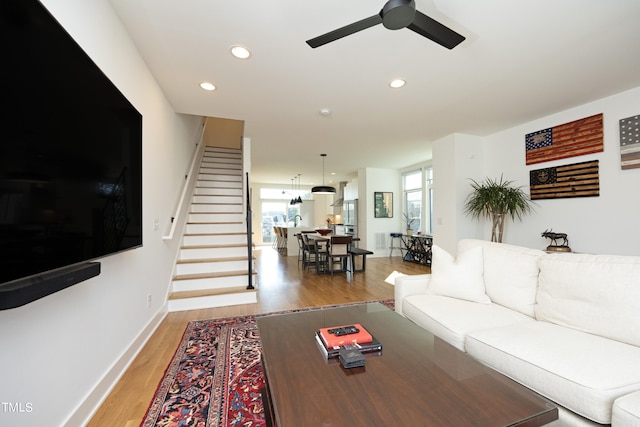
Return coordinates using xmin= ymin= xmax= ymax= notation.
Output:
xmin=427 ymin=244 xmax=491 ymax=304
xmin=613 ymin=391 xmax=640 ymax=427
xmin=466 ymin=321 xmax=640 ymax=424
xmin=458 ymin=239 xmax=544 ymax=317
xmin=403 ymin=294 xmax=533 ymax=351
xmin=536 ymin=252 xmax=640 ymax=347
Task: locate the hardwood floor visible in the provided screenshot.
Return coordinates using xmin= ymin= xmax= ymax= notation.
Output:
xmin=87 ymin=247 xmax=430 ymax=426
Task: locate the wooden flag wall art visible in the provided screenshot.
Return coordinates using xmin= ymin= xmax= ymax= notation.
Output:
xmin=529 ymin=160 xmax=599 ymax=200
xmin=620 ymin=114 xmax=640 ymax=170
xmin=525 ymin=114 xmax=603 ymax=165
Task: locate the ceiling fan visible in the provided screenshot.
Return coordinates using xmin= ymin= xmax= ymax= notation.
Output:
xmin=306 ymin=0 xmax=465 ymax=50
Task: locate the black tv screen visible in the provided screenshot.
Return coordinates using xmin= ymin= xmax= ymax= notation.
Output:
xmin=0 ymin=0 xmax=143 ymax=286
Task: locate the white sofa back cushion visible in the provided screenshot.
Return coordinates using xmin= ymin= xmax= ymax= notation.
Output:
xmin=427 ymin=244 xmax=491 ymax=304
xmin=537 ymin=252 xmax=640 ymax=347
xmin=458 ymin=239 xmax=544 ymax=317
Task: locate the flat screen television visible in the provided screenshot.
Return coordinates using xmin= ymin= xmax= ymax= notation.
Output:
xmin=0 ymin=0 xmax=143 ymax=305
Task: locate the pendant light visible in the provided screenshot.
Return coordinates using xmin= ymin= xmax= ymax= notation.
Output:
xmin=289 ymin=178 xmax=296 ymax=205
xmin=295 ymin=173 xmax=303 ymax=204
xmin=311 ymin=154 xmax=336 ymax=194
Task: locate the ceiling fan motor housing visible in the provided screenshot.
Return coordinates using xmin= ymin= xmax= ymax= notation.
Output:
xmin=381 ymin=0 xmax=416 ymax=30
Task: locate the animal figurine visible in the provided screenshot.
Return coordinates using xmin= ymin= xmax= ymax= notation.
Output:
xmin=541 ymin=229 xmax=569 ymax=248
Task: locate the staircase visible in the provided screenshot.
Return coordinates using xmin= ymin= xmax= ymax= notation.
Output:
xmin=167 ymin=146 xmax=257 ymax=311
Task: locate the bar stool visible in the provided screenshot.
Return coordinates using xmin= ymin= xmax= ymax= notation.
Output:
xmin=389 ymin=233 xmax=402 ymax=258
xmin=278 ymin=227 xmax=287 ymax=254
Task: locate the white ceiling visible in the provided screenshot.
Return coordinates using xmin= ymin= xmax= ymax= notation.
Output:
xmin=108 ymin=0 xmax=640 ymax=187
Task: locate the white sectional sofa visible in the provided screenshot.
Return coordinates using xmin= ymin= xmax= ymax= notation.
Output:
xmin=394 ymin=239 xmax=640 ymax=427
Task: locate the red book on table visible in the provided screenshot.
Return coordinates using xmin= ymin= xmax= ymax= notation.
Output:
xmin=318 ymin=324 xmax=373 ymax=349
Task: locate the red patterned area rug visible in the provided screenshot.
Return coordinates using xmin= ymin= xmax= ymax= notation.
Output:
xmin=140 ymin=300 xmax=394 ymax=427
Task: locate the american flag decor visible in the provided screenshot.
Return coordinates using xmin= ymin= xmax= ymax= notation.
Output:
xmin=525 ymin=114 xmax=603 ymax=165
xmin=620 ymin=114 xmax=640 ymax=170
xmin=529 ymin=160 xmax=599 ymax=200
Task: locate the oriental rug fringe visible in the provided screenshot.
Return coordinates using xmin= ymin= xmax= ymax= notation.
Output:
xmin=140 ymin=300 xmax=394 ymax=427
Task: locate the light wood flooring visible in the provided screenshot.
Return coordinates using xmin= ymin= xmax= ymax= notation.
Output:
xmin=87 ymin=247 xmax=430 ymax=427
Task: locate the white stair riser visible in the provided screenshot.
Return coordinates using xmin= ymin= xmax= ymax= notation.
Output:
xmin=168 ymin=291 xmax=257 ymax=312
xmin=195 ymin=187 xmax=242 ymax=196
xmin=179 ymin=246 xmax=248 ymax=260
xmin=176 ymin=260 xmax=250 ymax=275
xmin=197 ymin=180 xmax=242 ymax=189
xmin=192 ymin=195 xmax=242 ymax=204
xmin=183 ymin=233 xmax=247 ymax=246
xmin=172 ymin=275 xmax=255 ymax=292
xmin=200 ymin=167 xmax=242 ymax=175
xmin=190 ymin=204 xmax=242 ymax=213
xmin=188 ymin=213 xmax=243 ymax=223
xmin=204 ymin=148 xmax=241 ymax=155
xmin=198 ymin=174 xmax=242 ymax=182
xmin=202 ymin=159 xmax=242 ymax=167
xmin=203 ymin=154 xmax=241 ymax=161
xmin=185 ymin=223 xmax=245 ymax=234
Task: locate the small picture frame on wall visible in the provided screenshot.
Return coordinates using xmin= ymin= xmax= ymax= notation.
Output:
xmin=374 ymin=192 xmax=393 ymax=218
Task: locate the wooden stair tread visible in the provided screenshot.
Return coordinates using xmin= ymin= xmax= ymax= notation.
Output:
xmin=189 ymin=212 xmax=242 ymax=215
xmin=181 ymin=243 xmax=250 ymax=249
xmin=173 ymin=270 xmax=257 ymax=281
xmin=198 ymin=172 xmax=242 ymax=176
xmin=177 ymin=255 xmax=256 ymax=264
xmin=191 ymin=202 xmax=242 ymax=205
xmin=186 ymin=223 xmax=244 ymax=226
xmin=169 ymin=286 xmax=256 ymax=300
xmin=183 ymin=232 xmax=247 ymax=237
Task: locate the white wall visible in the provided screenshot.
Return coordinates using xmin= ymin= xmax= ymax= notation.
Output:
xmin=432 ymin=134 xmax=484 ymax=253
xmin=360 ymin=168 xmax=402 ymax=256
xmin=312 ymin=193 xmax=334 ymax=228
xmin=483 ymin=86 xmax=640 ymax=255
xmin=0 ymin=1 xmax=199 ymax=426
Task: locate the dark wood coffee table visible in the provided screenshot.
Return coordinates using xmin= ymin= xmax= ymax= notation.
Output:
xmin=257 ymin=302 xmax=557 ymax=427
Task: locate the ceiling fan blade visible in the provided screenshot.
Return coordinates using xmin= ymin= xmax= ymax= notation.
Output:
xmin=306 ymin=14 xmax=383 ymax=48
xmin=407 ymin=10 xmax=465 ymax=49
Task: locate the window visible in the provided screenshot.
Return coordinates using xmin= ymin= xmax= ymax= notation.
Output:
xmin=403 ymin=171 xmax=422 ymax=233
xmin=259 ymin=187 xmax=304 ymax=244
xmin=402 ymin=167 xmax=433 ymax=234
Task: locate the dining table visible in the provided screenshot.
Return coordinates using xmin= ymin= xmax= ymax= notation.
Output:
xmin=304 ymin=234 xmax=360 ymax=274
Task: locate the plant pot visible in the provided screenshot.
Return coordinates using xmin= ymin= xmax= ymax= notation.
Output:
xmin=406 ymin=229 xmax=413 ymax=236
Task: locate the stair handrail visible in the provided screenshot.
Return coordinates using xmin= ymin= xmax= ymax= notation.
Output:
xmin=245 ymin=172 xmax=255 ymax=290
xmin=162 ymin=120 xmax=207 ymax=240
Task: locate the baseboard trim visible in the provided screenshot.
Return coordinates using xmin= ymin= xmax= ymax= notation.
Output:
xmin=63 ymin=306 xmax=168 ymax=427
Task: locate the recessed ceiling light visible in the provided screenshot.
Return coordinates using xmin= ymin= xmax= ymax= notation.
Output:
xmin=389 ymin=79 xmax=406 ymax=89
xmin=199 ymin=82 xmax=216 ymax=91
xmin=230 ymin=45 xmax=251 ymax=59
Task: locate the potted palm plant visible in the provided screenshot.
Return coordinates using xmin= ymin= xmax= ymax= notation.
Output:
xmin=403 ymin=212 xmax=417 ymax=235
xmin=464 ymin=176 xmax=533 ymax=243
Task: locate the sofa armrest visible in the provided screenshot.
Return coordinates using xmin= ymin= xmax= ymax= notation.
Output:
xmin=394 ymin=274 xmax=431 ymax=316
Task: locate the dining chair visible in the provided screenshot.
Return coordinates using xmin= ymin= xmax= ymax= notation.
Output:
xmin=275 ymin=227 xmax=288 ymax=255
xmin=301 ymin=234 xmax=323 ymax=272
xmin=295 ymin=233 xmax=305 ymax=265
xmin=327 ymin=235 xmax=353 ymax=275
xmin=313 ymin=238 xmax=329 ymax=274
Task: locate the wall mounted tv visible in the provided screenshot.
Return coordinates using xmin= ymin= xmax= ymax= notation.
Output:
xmin=0 ymin=0 xmax=143 ymax=309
